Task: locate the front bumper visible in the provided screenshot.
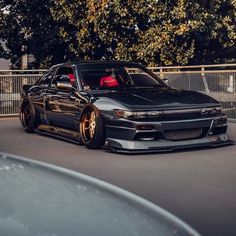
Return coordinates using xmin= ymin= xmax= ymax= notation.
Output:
xmin=103 ymin=115 xmax=233 ymax=153
xmin=104 ymin=133 xmax=233 ymax=153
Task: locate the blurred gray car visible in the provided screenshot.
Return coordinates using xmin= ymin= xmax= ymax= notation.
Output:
xmin=0 ymin=152 xmax=200 ymax=236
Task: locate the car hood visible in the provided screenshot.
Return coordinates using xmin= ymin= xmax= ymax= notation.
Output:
xmin=91 ymin=87 xmax=219 ymax=110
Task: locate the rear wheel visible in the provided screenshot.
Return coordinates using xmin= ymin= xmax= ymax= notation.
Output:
xmin=19 ymin=101 xmax=38 ymax=133
xmin=80 ymin=106 xmax=105 ymax=149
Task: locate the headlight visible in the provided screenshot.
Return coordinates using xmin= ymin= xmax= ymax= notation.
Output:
xmin=114 ymin=109 xmax=161 ymax=119
xmin=201 ymin=106 xmax=223 ymax=115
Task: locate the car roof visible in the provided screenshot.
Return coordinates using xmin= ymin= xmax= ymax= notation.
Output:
xmin=52 ymin=60 xmax=141 ymax=68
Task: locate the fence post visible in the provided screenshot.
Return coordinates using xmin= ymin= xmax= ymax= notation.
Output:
xmin=201 ymin=66 xmax=210 ymax=93
xmin=227 ymin=75 xmax=234 ymax=93
xmin=160 ymin=68 xmax=164 ymax=79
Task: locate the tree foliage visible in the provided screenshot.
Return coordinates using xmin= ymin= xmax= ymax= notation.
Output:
xmin=0 ymin=0 xmax=68 ymax=67
xmin=0 ymin=0 xmax=235 ymax=67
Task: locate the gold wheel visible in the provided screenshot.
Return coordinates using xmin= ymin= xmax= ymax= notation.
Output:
xmin=80 ymin=106 xmax=106 ymax=149
xmin=89 ymin=110 xmax=96 ymax=138
xmin=81 ymin=109 xmax=96 ymax=142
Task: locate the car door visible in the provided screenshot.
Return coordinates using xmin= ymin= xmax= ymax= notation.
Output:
xmin=29 ymin=67 xmax=56 ymax=123
xmin=45 ymin=65 xmax=83 ymax=130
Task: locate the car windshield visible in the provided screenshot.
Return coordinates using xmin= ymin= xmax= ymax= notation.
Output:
xmin=78 ymin=65 xmax=165 ymax=90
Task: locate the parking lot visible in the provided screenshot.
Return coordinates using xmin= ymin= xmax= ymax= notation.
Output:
xmin=0 ymin=118 xmax=236 ymax=236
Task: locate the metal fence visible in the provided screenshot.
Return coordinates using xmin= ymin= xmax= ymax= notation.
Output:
xmin=0 ymin=70 xmax=46 ymax=116
xmin=0 ymin=64 xmax=236 ymax=119
xmin=150 ymin=64 xmax=236 ymax=120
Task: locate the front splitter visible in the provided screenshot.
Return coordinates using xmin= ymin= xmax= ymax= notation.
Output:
xmin=104 ymin=133 xmax=234 ymax=154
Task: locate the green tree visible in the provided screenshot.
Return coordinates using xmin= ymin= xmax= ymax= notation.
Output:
xmin=51 ymin=0 xmax=236 ymax=66
xmin=0 ymin=0 xmax=235 ymax=67
xmin=0 ymin=0 xmax=69 ymax=68
xmin=190 ymin=0 xmax=236 ymax=64
xmin=0 ymin=5 xmax=22 ymax=67
xmin=122 ymin=0 xmax=236 ymax=65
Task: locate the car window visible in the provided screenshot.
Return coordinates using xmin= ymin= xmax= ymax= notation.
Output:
xmin=80 ymin=69 xmax=112 ymax=90
xmin=37 ymin=68 xmax=55 ymax=87
xmin=51 ymin=66 xmax=76 ymax=88
xmin=128 ymin=73 xmax=158 ymax=87
xmin=79 ymin=65 xmax=164 ymax=90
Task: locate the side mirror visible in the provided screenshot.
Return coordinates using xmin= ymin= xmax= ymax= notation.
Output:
xmin=162 ymin=78 xmax=169 ymax=85
xmin=56 ymin=81 xmax=73 ymax=90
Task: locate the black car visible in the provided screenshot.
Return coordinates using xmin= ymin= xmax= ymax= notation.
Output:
xmin=19 ymin=61 xmax=232 ymax=153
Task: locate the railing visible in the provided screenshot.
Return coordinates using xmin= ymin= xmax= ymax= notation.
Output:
xmin=0 ymin=70 xmax=46 ymax=116
xmin=0 ymin=65 xmax=236 ymax=119
xmin=150 ymin=64 xmax=236 ymax=120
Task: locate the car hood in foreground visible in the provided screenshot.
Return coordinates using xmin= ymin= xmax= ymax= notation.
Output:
xmin=0 ymin=152 xmax=200 ymax=236
xmin=91 ymin=87 xmax=219 ymax=110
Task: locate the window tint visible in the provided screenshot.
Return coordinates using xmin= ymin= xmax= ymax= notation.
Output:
xmin=56 ymin=67 xmax=74 ymax=77
xmin=79 ymin=65 xmax=163 ymax=90
xmin=51 ymin=66 xmax=76 ymax=88
xmin=128 ymin=73 xmax=158 ymax=87
xmin=80 ymin=69 xmax=112 ymax=89
xmin=37 ymin=68 xmax=55 ymax=87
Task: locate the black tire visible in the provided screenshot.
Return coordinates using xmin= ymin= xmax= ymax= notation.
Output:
xmin=80 ymin=106 xmax=106 ymax=149
xmin=19 ymin=101 xmax=38 ymax=133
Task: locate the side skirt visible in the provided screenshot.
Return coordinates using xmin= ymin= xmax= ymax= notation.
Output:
xmin=37 ymin=125 xmax=82 ymax=145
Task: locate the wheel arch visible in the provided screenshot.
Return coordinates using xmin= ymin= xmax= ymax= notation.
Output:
xmin=19 ymin=98 xmax=38 ymax=130
xmin=79 ymin=104 xmax=103 ymax=122
xmin=79 ymin=104 xmax=106 ymax=149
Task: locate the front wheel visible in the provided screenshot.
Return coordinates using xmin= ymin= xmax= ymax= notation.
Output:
xmin=80 ymin=106 xmax=106 ymax=149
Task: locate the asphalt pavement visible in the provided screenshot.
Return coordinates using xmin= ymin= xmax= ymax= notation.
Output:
xmin=0 ymin=118 xmax=236 ymax=236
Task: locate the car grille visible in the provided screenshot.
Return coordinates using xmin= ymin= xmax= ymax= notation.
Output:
xmin=164 ymin=129 xmax=202 ymax=141
xmin=162 ymin=113 xmax=202 ymax=121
